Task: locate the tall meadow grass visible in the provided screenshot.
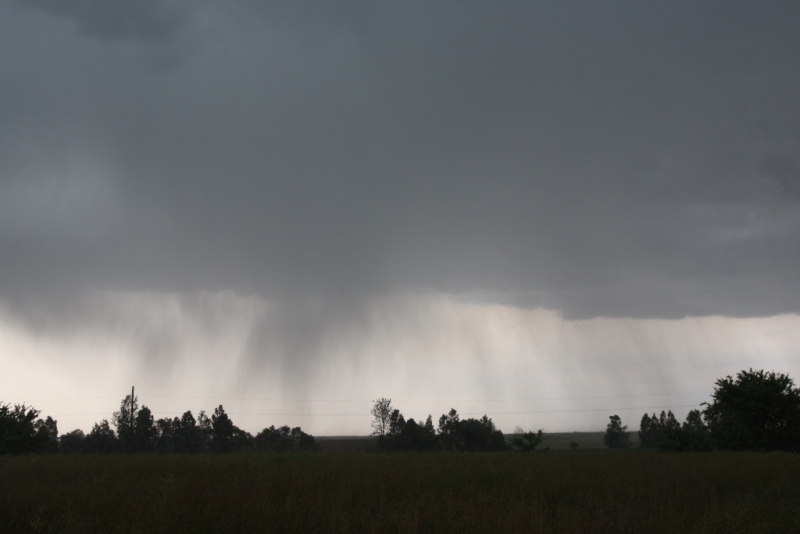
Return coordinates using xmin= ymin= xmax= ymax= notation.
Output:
xmin=2 ymin=451 xmax=798 ymax=533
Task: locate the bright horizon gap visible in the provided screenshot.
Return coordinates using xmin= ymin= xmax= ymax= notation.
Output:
xmin=3 ymin=293 xmax=798 ymax=436
xmin=49 ymin=404 xmax=704 ymax=419
xmin=28 ymin=391 xmax=712 ymax=404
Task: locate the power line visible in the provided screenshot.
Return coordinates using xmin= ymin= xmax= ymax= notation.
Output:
xmin=27 ymin=396 xmax=127 ymax=403
xmin=49 ymin=413 xmax=112 ymax=418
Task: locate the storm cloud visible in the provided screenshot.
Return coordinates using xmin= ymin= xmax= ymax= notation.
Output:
xmin=2 ymin=1 xmax=800 ymax=320
xmin=2 ymin=2 xmax=800 ymax=433
xmin=14 ymin=0 xmax=194 ymax=43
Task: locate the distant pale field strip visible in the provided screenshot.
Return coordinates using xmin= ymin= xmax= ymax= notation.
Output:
xmin=313 ymin=432 xmax=618 ymax=452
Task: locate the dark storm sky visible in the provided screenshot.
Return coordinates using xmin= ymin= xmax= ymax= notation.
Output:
xmin=1 ymin=0 xmax=799 ymax=320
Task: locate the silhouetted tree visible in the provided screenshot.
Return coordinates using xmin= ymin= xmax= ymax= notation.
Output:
xmin=388 ymin=409 xmax=406 ymax=437
xmin=156 ymin=409 xmax=231 ymax=453
xmin=255 ymin=425 xmax=317 ymax=452
xmin=112 ymin=394 xmax=138 ymax=452
xmin=370 ymin=403 xmax=510 ymax=453
xmin=156 ymin=417 xmax=177 ymax=453
xmin=111 ymin=394 xmax=159 ymax=453
xmin=0 ymin=403 xmax=49 ymax=454
xmin=458 ymin=415 xmax=508 ymax=452
xmin=424 ymin=415 xmax=435 ymax=435
xmin=255 ymin=425 xmax=292 ymax=451
xmin=372 ymin=406 xmax=437 ymax=452
xmin=415 ymin=415 xmax=438 ymax=451
xmin=34 ymin=416 xmax=59 ymax=453
xmin=660 ymin=409 xmax=714 ymax=452
xmin=83 ymin=419 xmax=117 ymax=453
xmin=198 ymin=410 xmax=213 ymax=450
xmin=638 ymin=413 xmax=658 ymax=448
xmin=370 ymin=398 xmax=393 ymax=438
xmin=639 ymin=410 xmax=679 ymax=449
xmin=379 ymin=409 xmax=406 ymax=451
xmin=59 ymin=429 xmax=86 ymax=453
xmin=231 ymin=427 xmax=254 ymax=451
xmin=398 ymin=417 xmax=438 ymax=452
xmin=437 ymin=408 xmax=462 ymax=451
xmin=603 ymin=415 xmax=630 ymax=449
xmin=290 ymin=427 xmax=316 ymax=451
xmin=158 ymin=411 xmax=205 ymax=453
xmin=512 ymin=426 xmax=545 ymax=452
xmin=211 ymin=405 xmax=235 ymax=452
xmin=133 ymin=406 xmax=158 ymax=452
xmin=703 ymin=369 xmax=800 ymax=451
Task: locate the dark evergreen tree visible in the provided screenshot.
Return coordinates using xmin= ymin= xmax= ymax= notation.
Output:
xmin=211 ymin=405 xmax=235 ymax=452
xmin=424 ymin=415 xmax=435 ymax=435
xmin=388 ymin=409 xmax=406 ymax=439
xmin=174 ymin=411 xmax=204 ymax=452
xmin=437 ymin=408 xmax=462 ymax=451
xmin=659 ymin=410 xmax=679 ymax=432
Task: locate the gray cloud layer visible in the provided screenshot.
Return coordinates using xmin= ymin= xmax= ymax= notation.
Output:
xmin=2 ymin=1 xmax=800 ymax=320
xmin=14 ymin=0 xmax=193 ymax=42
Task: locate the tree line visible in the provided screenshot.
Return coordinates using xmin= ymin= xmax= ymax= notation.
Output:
xmin=368 ymin=398 xmax=544 ymax=452
xmin=0 ymin=394 xmax=316 ymax=455
xmin=4 ymin=368 xmax=798 ymax=455
xmin=603 ymin=369 xmax=800 ymax=452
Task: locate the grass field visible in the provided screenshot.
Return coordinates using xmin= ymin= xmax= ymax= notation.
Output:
xmin=2 ymin=450 xmax=798 ymax=533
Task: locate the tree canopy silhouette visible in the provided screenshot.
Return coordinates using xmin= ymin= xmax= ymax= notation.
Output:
xmin=659 ymin=409 xmax=713 ymax=452
xmin=603 ymin=415 xmax=630 ymax=449
xmin=369 ymin=401 xmax=510 ymax=452
xmin=638 ymin=411 xmax=679 ymax=449
xmin=0 ymin=403 xmax=50 ymax=455
xmin=703 ymin=368 xmax=800 ymax=452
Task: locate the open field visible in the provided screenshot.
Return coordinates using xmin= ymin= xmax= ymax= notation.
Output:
xmin=2 ymin=451 xmax=798 ymax=533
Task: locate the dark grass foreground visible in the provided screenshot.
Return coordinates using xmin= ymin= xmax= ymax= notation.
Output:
xmin=2 ymin=452 xmax=799 ymax=533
